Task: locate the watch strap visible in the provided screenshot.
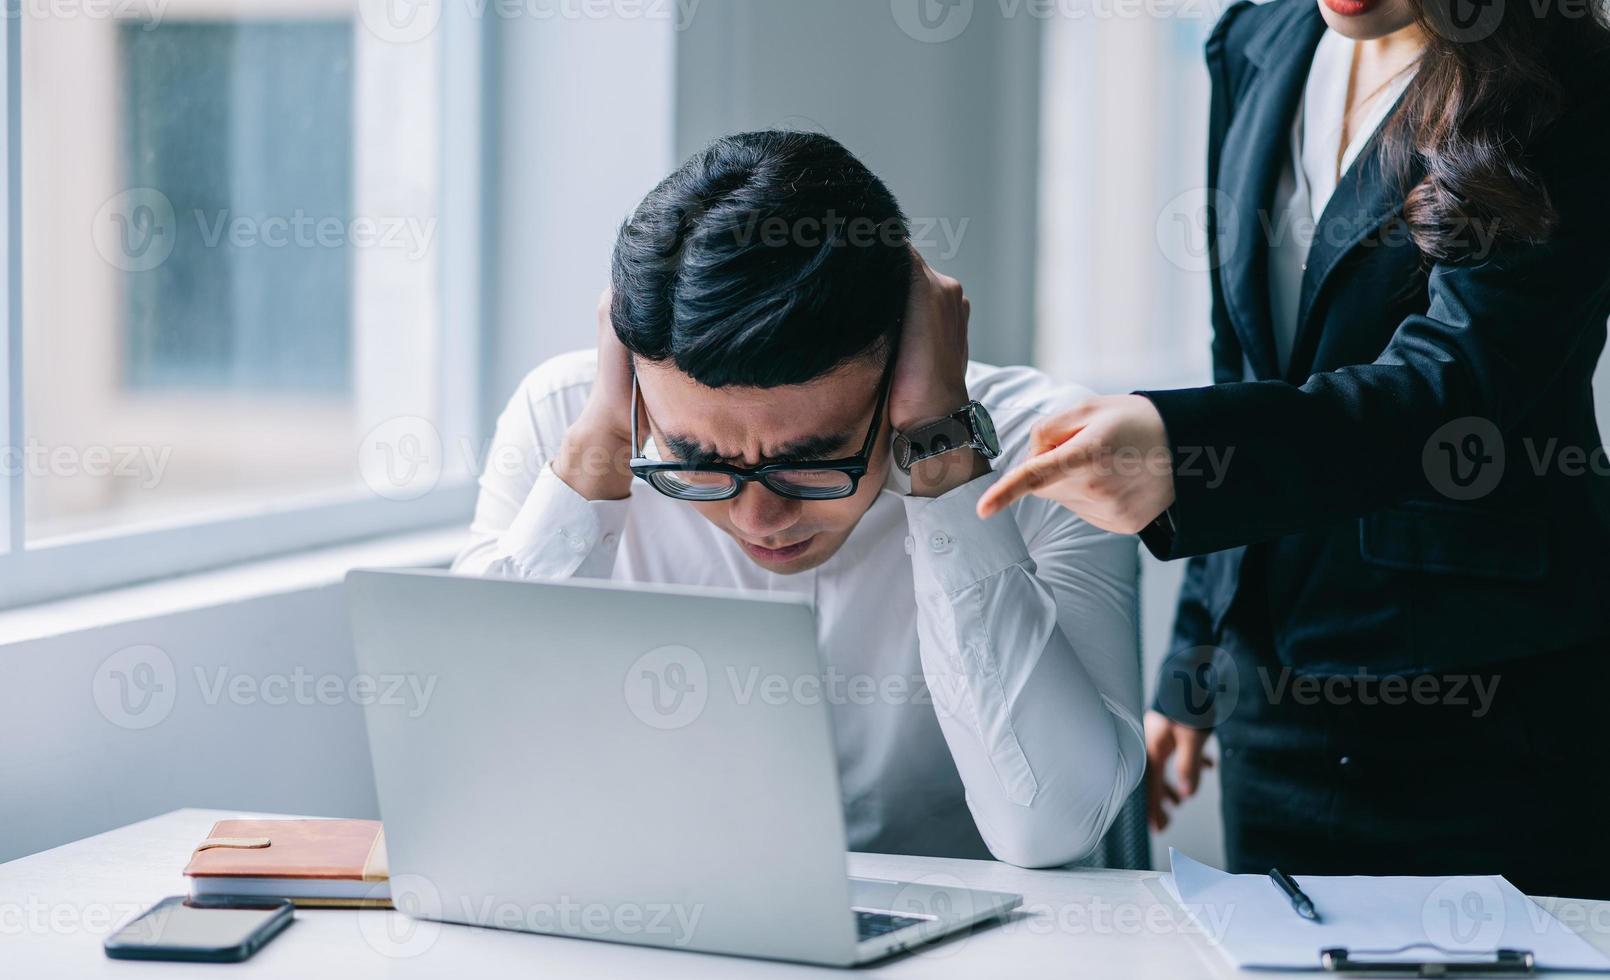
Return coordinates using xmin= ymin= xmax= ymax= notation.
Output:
xmin=894 ymin=402 xmax=997 ymax=472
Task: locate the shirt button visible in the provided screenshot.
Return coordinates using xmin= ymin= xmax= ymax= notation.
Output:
xmin=567 ymin=535 xmax=588 ymax=554
xmin=903 ymin=535 xmax=914 ymax=555
xmin=929 ymin=532 xmax=952 ymax=554
xmin=602 ymin=532 xmax=618 ymax=548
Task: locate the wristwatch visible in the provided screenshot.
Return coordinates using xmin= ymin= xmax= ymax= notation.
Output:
xmin=892 ymin=401 xmax=1001 ymax=473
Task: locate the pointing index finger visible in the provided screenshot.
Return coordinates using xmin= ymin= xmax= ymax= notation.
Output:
xmin=976 ymin=438 xmax=1094 ymax=518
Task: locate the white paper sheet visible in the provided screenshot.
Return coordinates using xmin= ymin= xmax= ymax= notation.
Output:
xmin=1165 ymin=849 xmax=1610 ymax=972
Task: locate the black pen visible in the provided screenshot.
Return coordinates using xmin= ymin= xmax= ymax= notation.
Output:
xmin=1269 ymin=867 xmax=1322 ymax=922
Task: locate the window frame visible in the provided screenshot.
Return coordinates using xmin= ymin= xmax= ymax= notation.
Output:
xmin=0 ymin=1 xmax=484 ymax=611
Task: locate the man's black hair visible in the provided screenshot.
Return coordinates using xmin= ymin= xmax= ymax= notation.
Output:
xmin=609 ymin=130 xmax=912 ymax=388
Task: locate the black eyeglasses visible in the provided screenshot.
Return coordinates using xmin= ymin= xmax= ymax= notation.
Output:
xmin=628 ymin=358 xmax=895 ymax=502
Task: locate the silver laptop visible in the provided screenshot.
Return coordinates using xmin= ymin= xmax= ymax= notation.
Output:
xmin=346 ymin=568 xmax=1021 ymax=966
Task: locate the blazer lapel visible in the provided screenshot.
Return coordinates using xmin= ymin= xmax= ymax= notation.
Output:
xmin=1284 ymin=93 xmax=1422 ymax=383
xmin=1214 ymin=4 xmax=1326 ymax=381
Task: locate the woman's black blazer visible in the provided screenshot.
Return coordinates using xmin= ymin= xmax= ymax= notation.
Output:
xmin=1139 ymin=0 xmax=1610 ymax=676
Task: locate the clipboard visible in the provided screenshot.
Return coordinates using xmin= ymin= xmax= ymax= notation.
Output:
xmin=1321 ymin=945 xmax=1535 ymax=977
xmin=1162 ymin=850 xmax=1610 ymax=975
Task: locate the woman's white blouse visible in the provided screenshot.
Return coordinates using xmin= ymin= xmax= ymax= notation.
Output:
xmin=1265 ymin=30 xmax=1420 ymax=374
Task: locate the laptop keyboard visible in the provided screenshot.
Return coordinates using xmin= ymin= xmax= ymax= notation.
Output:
xmin=854 ymin=909 xmax=931 ymax=941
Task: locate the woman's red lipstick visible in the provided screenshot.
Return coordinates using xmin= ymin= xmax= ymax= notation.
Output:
xmin=1322 ymin=0 xmax=1378 ymax=16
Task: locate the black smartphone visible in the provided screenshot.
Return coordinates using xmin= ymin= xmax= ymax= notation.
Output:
xmin=104 ymin=896 xmax=293 ymax=962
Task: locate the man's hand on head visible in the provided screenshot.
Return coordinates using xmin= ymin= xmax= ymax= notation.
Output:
xmin=893 ymin=250 xmax=989 ymax=498
xmin=553 ymin=288 xmax=638 ymax=501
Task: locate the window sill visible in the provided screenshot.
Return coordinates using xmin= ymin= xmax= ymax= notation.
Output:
xmin=0 ymin=526 xmax=467 ymax=648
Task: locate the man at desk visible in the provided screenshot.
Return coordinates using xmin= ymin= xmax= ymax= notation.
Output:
xmin=454 ymin=130 xmax=1142 ymax=869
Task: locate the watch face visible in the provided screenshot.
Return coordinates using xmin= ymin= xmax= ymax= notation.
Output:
xmin=970 ymin=404 xmax=1001 ymax=456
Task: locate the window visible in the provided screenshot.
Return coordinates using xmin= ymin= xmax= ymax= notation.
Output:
xmin=119 ymin=21 xmax=356 ymax=396
xmin=0 ymin=0 xmax=481 ymax=609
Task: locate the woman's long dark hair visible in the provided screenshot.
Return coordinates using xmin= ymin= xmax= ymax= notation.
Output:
xmin=1380 ymin=0 xmax=1610 ymax=259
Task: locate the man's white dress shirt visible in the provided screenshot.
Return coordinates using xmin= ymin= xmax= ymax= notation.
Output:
xmin=1267 ymin=30 xmax=1420 ymax=374
xmin=455 ymin=350 xmax=1143 ymax=868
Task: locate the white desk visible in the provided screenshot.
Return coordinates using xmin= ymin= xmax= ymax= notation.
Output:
xmin=6 ymin=809 xmax=1609 ymax=978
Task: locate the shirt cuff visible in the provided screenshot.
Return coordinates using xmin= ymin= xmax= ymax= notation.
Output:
xmin=501 ymin=464 xmax=630 ymax=577
xmin=901 ymin=471 xmax=1033 ymax=595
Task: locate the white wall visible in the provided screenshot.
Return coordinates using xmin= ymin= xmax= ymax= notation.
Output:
xmin=673 ymin=0 xmax=1043 ymax=368
xmin=485 ymin=1 xmax=1045 ymax=390
xmin=1 ymin=584 xmax=376 ymax=863
xmin=485 ymin=9 xmax=676 ymax=427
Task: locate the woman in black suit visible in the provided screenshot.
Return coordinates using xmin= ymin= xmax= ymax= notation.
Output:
xmin=980 ymin=0 xmax=1610 ymax=896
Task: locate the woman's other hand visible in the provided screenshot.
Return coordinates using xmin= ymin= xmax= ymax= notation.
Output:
xmin=1144 ymin=710 xmax=1213 ymax=832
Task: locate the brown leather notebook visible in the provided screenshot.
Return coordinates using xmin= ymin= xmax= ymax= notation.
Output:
xmin=183 ymin=819 xmax=391 ymax=908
